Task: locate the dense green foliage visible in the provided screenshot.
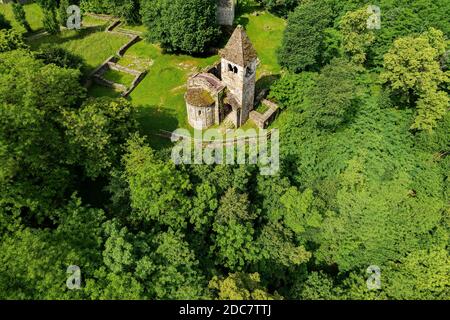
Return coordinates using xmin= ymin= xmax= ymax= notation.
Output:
xmin=140 ymin=0 xmax=220 ymax=54
xmin=340 ymin=6 xmax=374 ymax=65
xmin=80 ymin=0 xmax=140 ymax=24
xmin=381 ymin=28 xmax=449 ymax=131
xmin=12 ymin=2 xmax=31 ymax=33
xmin=254 ymin=0 xmax=300 ymax=17
xmin=0 ymin=12 xmax=11 ymax=30
xmin=0 ymin=28 xmax=26 ymax=52
xmin=59 ymin=0 xmax=70 ymax=27
xmin=0 ymin=0 xmax=449 ymax=300
xmin=279 ymin=0 xmax=450 ymax=69
xmin=277 ymin=0 xmax=333 ymax=72
xmin=308 ymin=58 xmax=361 ymax=130
xmin=35 ymin=0 xmax=60 ymax=34
xmin=34 ymin=44 xmax=84 ymax=70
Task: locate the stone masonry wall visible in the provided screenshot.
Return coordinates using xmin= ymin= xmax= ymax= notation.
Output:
xmin=217 ymin=0 xmax=235 ymax=26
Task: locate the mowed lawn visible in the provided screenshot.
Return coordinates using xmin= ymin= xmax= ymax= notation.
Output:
xmin=1 ymin=3 xmax=129 ymax=76
xmin=27 ymin=24 xmax=129 ymax=76
xmin=103 ymin=68 xmax=136 ymax=87
xmin=239 ymin=11 xmax=286 ymax=75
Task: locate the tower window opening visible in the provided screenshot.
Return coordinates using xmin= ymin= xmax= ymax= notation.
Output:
xmin=198 ymin=110 xmax=202 ymax=116
xmin=233 ymin=66 xmax=238 ymax=74
xmin=246 ymin=67 xmax=253 ymax=77
xmin=228 ymin=64 xmax=233 ymax=72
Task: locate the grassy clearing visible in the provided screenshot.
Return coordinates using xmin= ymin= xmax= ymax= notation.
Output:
xmin=82 ymin=15 xmax=113 ymax=28
xmin=0 ymin=3 xmax=111 ymax=34
xmin=237 ymin=11 xmax=286 ymax=76
xmin=27 ymin=26 xmax=129 ymax=76
xmin=88 ymin=84 xmax=122 ymax=98
xmin=0 ymin=3 xmax=44 ymax=34
xmin=117 ymin=54 xmax=154 ymax=72
xmin=103 ymin=69 xmax=135 ymax=87
xmin=119 ymin=23 xmax=146 ymax=33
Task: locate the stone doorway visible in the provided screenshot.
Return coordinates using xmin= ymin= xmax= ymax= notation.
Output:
xmin=221 ymin=103 xmax=232 ymax=122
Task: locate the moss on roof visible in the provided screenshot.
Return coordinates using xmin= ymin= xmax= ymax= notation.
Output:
xmin=185 ymin=88 xmax=215 ymax=107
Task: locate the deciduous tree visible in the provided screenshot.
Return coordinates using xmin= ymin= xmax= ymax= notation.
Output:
xmin=141 ymin=0 xmax=220 ymax=54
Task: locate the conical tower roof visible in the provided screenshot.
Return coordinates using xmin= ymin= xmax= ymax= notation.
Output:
xmin=219 ymin=25 xmax=258 ymax=67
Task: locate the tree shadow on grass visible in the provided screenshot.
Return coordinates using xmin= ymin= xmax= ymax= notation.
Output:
xmin=237 ymin=0 xmax=262 ymax=16
xmin=134 ymin=104 xmax=180 ymax=150
xmin=256 ymin=73 xmax=281 ymax=92
xmin=87 ymin=84 xmax=122 ymax=99
xmin=27 ymin=25 xmax=106 ymax=48
xmin=235 ymin=16 xmax=250 ymax=28
xmin=160 ymin=45 xmax=219 ymax=59
xmin=210 ymin=16 xmax=249 ymax=54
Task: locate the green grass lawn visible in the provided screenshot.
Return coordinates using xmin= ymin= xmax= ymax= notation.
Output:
xmin=102 ymin=69 xmax=136 ymax=87
xmin=119 ymin=23 xmax=146 ymax=34
xmin=0 ymin=3 xmax=113 ymax=34
xmin=82 ymin=14 xmax=114 ymax=27
xmin=117 ymin=54 xmax=154 ymax=72
xmin=88 ymin=84 xmax=122 ymax=98
xmin=0 ymin=3 xmax=44 ymax=34
xmin=1 ymin=4 xmax=128 ymax=76
xmin=237 ymin=11 xmax=286 ymax=76
xmin=27 ymin=26 xmax=129 ymax=76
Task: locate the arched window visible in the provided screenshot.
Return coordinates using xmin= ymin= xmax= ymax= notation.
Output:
xmin=198 ymin=110 xmax=202 ymax=116
xmin=245 ymin=67 xmax=253 ymax=77
xmin=233 ymin=66 xmax=238 ymax=74
xmin=228 ymin=64 xmax=233 ymax=72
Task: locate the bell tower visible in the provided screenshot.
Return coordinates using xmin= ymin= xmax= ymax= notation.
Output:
xmin=219 ymin=25 xmax=258 ymax=127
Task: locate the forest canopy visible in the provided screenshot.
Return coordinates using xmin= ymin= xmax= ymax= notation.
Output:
xmin=0 ymin=0 xmax=448 ymax=300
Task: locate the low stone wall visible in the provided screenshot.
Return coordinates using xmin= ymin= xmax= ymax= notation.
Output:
xmin=93 ymin=75 xmax=127 ymax=92
xmin=106 ymin=20 xmax=121 ymax=32
xmin=261 ymin=99 xmax=279 ymax=110
xmin=90 ymin=56 xmax=117 ymax=77
xmin=84 ymin=16 xmax=147 ymax=95
xmin=85 ymin=55 xmax=116 ymax=88
xmin=250 ymin=99 xmax=280 ymax=129
xmin=122 ymin=70 xmax=148 ymax=97
xmin=117 ymin=35 xmax=141 ymax=57
xmin=107 ymin=62 xmax=140 ymax=76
